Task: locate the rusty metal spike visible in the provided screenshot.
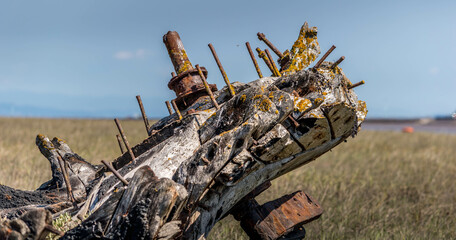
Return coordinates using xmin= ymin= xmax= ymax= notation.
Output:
xmin=314 ymin=45 xmax=336 ymax=68
xmin=208 ymin=43 xmax=235 ymax=97
xmin=101 ymin=160 xmax=129 ymax=186
xmin=196 ymin=64 xmax=220 ymax=110
xmin=136 ymin=95 xmax=150 ymax=135
xmin=331 ymin=56 xmax=345 ymax=69
xmin=348 ymin=80 xmax=365 ymax=89
xmin=171 ymin=99 xmax=182 ymax=120
xmin=265 ymin=49 xmax=281 ymax=77
xmin=165 ymin=100 xmax=173 ymax=115
xmin=245 ymin=42 xmax=263 ymax=78
xmin=257 ymin=32 xmax=284 ymax=58
xmin=256 ymin=47 xmax=275 ymax=76
xmin=116 ymin=134 xmax=125 ymax=154
xmin=114 ymin=118 xmax=136 ymax=162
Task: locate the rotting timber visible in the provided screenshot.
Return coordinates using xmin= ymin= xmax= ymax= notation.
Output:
xmin=0 ymin=22 xmax=367 ymax=240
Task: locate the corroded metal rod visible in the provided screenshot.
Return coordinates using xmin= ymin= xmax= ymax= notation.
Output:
xmin=265 ymin=49 xmax=281 ymax=77
xmin=136 ymin=95 xmax=150 ymax=135
xmin=331 ymin=56 xmax=345 ymax=69
xmin=208 ymin=43 xmax=235 ymax=97
xmin=196 ymin=64 xmax=220 ymax=110
xmin=256 ymin=47 xmax=276 ymax=76
xmin=56 ymin=154 xmax=75 ymax=203
xmin=171 ymin=99 xmax=182 ymax=120
xmin=114 ymin=118 xmax=136 ymax=162
xmin=314 ymin=45 xmax=336 ymax=68
xmin=116 ymin=134 xmax=125 ymax=154
xmin=165 ymin=100 xmax=173 ymax=115
xmin=245 ymin=42 xmax=263 ymax=78
xmin=348 ymin=80 xmax=365 ymax=89
xmin=257 ymin=32 xmax=284 ymax=58
xmin=101 ymin=160 xmax=129 ymax=186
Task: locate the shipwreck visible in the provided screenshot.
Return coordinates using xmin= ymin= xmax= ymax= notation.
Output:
xmin=0 ymin=22 xmax=367 ymax=239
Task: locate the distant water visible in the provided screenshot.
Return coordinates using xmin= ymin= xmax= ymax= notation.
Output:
xmin=361 ymin=120 xmax=456 ymax=135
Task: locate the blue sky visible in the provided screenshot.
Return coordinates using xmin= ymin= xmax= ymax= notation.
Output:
xmin=0 ymin=0 xmax=455 ymax=118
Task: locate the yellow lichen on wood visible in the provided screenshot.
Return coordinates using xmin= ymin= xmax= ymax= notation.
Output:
xmin=240 ymin=94 xmax=247 ymax=103
xmin=294 ymin=98 xmax=312 ymax=112
xmin=281 ymin=22 xmax=321 ymax=76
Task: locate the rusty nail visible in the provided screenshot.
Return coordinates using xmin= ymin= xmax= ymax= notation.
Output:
xmin=348 ymin=80 xmax=365 ymax=89
xmin=208 ymin=43 xmax=235 ymax=97
xmin=196 ymin=64 xmax=220 ymax=110
xmin=171 ymin=72 xmax=176 ymax=77
xmin=101 ymin=160 xmax=129 ymax=186
xmin=165 ymin=100 xmax=173 ymax=115
xmin=171 ymin=99 xmax=182 ymax=120
xmin=136 ymin=95 xmax=150 ymax=135
xmin=331 ymin=56 xmax=345 ymax=69
xmin=116 ymin=134 xmax=125 ymax=154
xmin=246 ymin=42 xmax=263 ymax=78
xmin=257 ymin=32 xmax=284 ymax=58
xmin=256 ymin=47 xmax=276 ymax=76
xmin=265 ymin=49 xmax=281 ymax=77
xmin=314 ymin=45 xmax=336 ymax=68
xmin=201 ymin=157 xmax=210 ymax=165
xmin=288 ymin=115 xmax=300 ymax=128
xmin=44 ymin=224 xmax=64 ymax=237
xmin=56 ymin=153 xmax=75 ymax=203
xmin=114 ymin=118 xmax=136 ymax=162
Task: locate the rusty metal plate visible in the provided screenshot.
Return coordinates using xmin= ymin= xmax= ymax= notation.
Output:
xmin=240 ymin=190 xmax=323 ymax=240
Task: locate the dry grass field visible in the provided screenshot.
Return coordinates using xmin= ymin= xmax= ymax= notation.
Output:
xmin=0 ymin=117 xmax=455 ymax=239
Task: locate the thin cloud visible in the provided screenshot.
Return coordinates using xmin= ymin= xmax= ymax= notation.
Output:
xmin=114 ymin=49 xmax=148 ymax=60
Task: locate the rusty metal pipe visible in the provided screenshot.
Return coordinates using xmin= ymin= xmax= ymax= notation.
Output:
xmin=314 ymin=45 xmax=336 ymax=68
xmin=257 ymin=32 xmax=284 ymax=58
xmin=136 ymin=95 xmax=150 ymax=135
xmin=164 ymin=31 xmax=217 ymax=110
xmin=265 ymin=49 xmax=281 ymax=77
xmin=246 ymin=42 xmax=263 ymax=78
xmin=114 ymin=118 xmax=136 ymax=162
xmin=163 ymin=31 xmax=194 ymax=75
xmin=208 ymin=43 xmax=235 ymax=97
xmin=196 ymin=64 xmax=220 ymax=110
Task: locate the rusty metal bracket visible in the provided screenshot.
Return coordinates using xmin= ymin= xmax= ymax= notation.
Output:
xmin=232 ymin=189 xmax=323 ymax=240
